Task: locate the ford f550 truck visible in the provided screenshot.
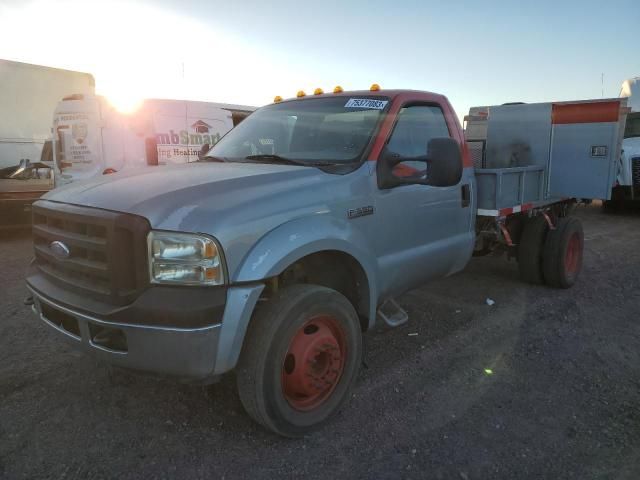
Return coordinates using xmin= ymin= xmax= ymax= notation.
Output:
xmin=26 ymin=86 xmax=627 ymax=436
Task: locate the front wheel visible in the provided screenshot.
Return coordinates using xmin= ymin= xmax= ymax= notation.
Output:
xmin=236 ymin=284 xmax=363 ymax=437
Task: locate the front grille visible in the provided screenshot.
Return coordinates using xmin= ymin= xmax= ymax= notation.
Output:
xmin=632 ymin=157 xmax=640 ymax=187
xmin=32 ymin=200 xmax=150 ymax=305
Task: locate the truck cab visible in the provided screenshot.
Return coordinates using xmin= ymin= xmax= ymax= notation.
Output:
xmin=622 ymin=112 xmax=640 ymax=190
xmin=605 ymin=77 xmax=640 ymax=208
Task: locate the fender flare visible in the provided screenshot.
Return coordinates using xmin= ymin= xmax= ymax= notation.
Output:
xmin=232 ymin=214 xmax=379 ymax=327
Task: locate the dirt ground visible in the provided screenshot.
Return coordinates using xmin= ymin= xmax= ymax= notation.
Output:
xmin=1 ymin=204 xmax=639 ymax=479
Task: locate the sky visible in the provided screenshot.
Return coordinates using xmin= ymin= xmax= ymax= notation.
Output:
xmin=0 ymin=0 xmax=638 ymax=120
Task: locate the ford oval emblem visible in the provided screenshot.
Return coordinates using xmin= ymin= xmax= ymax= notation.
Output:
xmin=49 ymin=240 xmax=70 ymax=260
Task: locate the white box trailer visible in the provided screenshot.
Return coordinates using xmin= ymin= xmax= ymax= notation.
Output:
xmin=53 ymin=95 xmax=255 ymax=186
xmin=0 ymin=59 xmax=94 ymax=225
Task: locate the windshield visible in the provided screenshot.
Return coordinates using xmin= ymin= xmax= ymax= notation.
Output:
xmin=206 ymin=96 xmax=389 ymax=165
xmin=624 ymin=112 xmax=640 ymax=139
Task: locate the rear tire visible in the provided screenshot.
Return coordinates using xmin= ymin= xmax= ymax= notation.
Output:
xmin=518 ymin=215 xmax=549 ymax=284
xmin=542 ymin=217 xmax=584 ymax=289
xmin=236 ymin=284 xmax=363 ymax=437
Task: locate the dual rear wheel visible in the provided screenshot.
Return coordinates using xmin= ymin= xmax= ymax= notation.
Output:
xmin=518 ymin=215 xmax=584 ymax=288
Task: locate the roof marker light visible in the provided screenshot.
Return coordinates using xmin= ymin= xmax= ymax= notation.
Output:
xmin=297 ymin=90 xmax=306 ymax=98
xmin=333 ymin=85 xmax=343 ymax=93
xmin=313 ymin=88 xmax=324 ymax=95
xmin=273 ymin=95 xmax=283 ymax=103
xmin=370 ymin=83 xmax=381 ymax=92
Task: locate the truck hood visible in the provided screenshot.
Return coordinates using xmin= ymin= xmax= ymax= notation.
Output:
xmin=43 ymin=161 xmax=373 ymax=280
xmin=44 ymin=162 xmax=331 ymax=230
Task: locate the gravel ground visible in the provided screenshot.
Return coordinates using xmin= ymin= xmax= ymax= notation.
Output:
xmin=1 ymin=204 xmax=640 ymax=479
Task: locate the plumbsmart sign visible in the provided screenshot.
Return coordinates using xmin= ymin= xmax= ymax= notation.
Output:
xmin=156 ymin=120 xmax=224 ymax=164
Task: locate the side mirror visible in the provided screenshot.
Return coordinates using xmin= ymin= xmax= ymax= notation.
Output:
xmin=377 ymin=148 xmax=425 ymax=189
xmin=426 ymin=137 xmax=462 ymax=187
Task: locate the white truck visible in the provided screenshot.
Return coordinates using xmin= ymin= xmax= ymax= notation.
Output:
xmin=0 ymin=59 xmax=94 ymax=226
xmin=605 ymin=77 xmax=640 ymax=209
xmin=53 ymin=95 xmax=255 ymax=186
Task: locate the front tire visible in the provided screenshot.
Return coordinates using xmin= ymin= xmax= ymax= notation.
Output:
xmin=236 ymin=284 xmax=363 ymax=437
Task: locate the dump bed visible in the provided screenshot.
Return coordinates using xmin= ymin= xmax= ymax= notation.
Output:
xmin=465 ymin=99 xmax=628 ymax=216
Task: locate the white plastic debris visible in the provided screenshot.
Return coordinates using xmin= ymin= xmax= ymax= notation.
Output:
xmin=486 ymin=298 xmax=495 ymax=306
xmin=407 ymin=332 xmax=419 ymax=336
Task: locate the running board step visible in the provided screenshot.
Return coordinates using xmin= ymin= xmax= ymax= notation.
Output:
xmin=376 ymin=299 xmax=408 ymax=327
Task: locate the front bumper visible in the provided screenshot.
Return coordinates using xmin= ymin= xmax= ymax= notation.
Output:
xmin=27 ymin=279 xmax=264 ymax=380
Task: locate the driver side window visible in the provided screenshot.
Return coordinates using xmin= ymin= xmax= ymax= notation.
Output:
xmin=387 ymin=105 xmax=451 ymax=176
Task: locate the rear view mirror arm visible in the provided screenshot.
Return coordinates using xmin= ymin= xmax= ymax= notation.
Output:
xmin=377 ymin=150 xmax=432 ymax=189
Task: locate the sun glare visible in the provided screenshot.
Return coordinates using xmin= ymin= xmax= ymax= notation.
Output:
xmin=105 ymin=91 xmax=144 ymax=115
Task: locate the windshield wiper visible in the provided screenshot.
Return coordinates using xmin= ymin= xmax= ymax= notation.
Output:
xmin=244 ymin=154 xmax=309 ymax=166
xmin=244 ymin=154 xmax=344 ymax=168
xmin=199 ymin=155 xmax=227 ymax=163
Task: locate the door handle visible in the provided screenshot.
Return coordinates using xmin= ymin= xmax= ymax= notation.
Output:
xmin=461 ymin=184 xmax=471 ymax=207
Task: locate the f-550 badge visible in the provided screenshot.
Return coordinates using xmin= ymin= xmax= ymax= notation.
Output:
xmin=348 ymin=206 xmax=374 ymax=219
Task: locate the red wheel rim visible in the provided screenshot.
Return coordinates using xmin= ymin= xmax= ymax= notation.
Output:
xmin=564 ymin=233 xmax=581 ymax=274
xmin=282 ymin=315 xmax=347 ymax=411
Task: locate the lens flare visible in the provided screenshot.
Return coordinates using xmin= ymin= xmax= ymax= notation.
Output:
xmin=104 ymin=91 xmax=144 ymax=114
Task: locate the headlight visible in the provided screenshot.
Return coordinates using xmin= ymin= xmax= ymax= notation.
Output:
xmin=148 ymin=231 xmax=225 ymax=285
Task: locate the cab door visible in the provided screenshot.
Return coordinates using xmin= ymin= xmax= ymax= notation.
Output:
xmin=373 ymin=104 xmax=474 ymax=298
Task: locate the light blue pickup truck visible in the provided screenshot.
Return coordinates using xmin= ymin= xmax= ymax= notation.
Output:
xmin=26 ymin=87 xmax=627 ymax=436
